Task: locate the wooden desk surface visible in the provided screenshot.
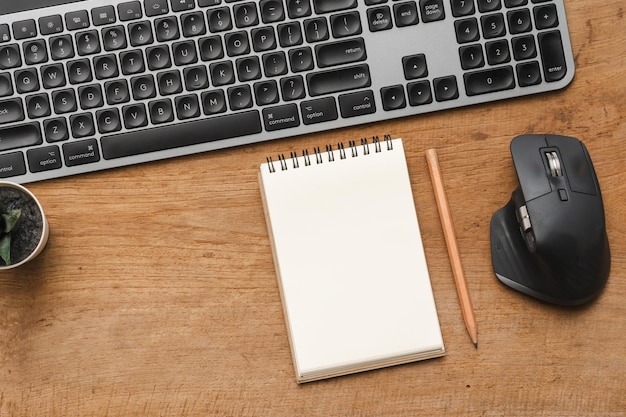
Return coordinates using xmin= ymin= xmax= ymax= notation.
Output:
xmin=1 ymin=2 xmax=625 ymax=416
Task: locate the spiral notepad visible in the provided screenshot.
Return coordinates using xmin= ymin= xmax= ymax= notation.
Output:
xmin=259 ymin=136 xmax=445 ymax=383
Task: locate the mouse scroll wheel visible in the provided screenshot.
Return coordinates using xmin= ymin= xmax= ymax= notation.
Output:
xmin=546 ymin=151 xmax=563 ymax=177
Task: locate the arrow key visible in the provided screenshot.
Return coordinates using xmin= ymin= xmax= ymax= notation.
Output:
xmin=408 ymin=80 xmax=433 ymax=106
xmin=381 ymin=85 xmax=406 ymax=111
xmin=402 ymin=54 xmax=428 ymax=80
xmin=433 ymin=75 xmax=459 ymax=102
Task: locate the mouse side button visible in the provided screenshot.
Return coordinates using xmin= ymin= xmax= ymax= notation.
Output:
xmin=510 ymin=135 xmax=552 ymax=201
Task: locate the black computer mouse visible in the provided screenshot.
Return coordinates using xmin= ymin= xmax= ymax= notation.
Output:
xmin=490 ymin=134 xmax=610 ymax=306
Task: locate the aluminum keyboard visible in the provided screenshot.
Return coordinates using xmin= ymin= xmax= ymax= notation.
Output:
xmin=0 ymin=0 xmax=575 ymax=183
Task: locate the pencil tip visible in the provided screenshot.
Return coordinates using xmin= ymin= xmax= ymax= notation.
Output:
xmin=473 ymin=341 xmax=478 ymax=349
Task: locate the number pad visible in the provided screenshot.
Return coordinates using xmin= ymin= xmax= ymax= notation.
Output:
xmin=452 ymin=0 xmax=568 ymax=95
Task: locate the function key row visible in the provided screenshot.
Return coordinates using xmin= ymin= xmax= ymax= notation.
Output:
xmin=1 ymin=0 xmax=365 ymax=43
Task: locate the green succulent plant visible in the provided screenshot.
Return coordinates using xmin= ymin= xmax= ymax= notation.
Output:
xmin=0 ymin=204 xmax=23 ymax=265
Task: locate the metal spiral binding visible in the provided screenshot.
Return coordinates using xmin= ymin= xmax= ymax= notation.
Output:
xmin=266 ymin=135 xmax=393 ymax=173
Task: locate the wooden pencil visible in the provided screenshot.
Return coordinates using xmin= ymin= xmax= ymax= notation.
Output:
xmin=425 ymin=148 xmax=478 ymax=348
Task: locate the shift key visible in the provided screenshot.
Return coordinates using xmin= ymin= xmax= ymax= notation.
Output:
xmin=307 ymin=64 xmax=371 ymax=96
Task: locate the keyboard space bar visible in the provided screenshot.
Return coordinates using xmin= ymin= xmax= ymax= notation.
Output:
xmin=101 ymin=111 xmax=262 ymax=160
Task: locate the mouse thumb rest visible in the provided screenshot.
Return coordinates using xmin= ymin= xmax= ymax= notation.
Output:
xmin=490 ymin=191 xmax=610 ymax=306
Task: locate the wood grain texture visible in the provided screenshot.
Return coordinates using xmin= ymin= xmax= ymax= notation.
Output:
xmin=1 ymin=1 xmax=625 ymax=415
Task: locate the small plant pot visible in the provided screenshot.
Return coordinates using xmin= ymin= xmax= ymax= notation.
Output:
xmin=0 ymin=181 xmax=49 ymax=270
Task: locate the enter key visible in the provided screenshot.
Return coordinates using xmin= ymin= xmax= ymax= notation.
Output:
xmin=538 ymin=31 xmax=567 ymax=82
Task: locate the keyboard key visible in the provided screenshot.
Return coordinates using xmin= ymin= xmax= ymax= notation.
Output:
xmin=478 ymin=0 xmax=501 ymax=12
xmin=262 ymin=52 xmax=288 ymax=77
xmin=280 ymin=76 xmax=306 ymax=101
xmin=145 ymin=0 xmax=170 ymax=17
xmin=101 ymin=111 xmax=262 ymax=159
xmin=43 ymin=117 xmax=69 ymax=141
xmin=149 ymin=99 xmax=174 ymax=124
xmin=0 ymin=152 xmax=26 ymax=178
xmin=485 ymin=39 xmax=510 ymax=65
xmin=92 ymin=6 xmax=117 ymax=26
xmin=534 ymin=4 xmax=558 ymax=29
xmin=381 ymin=85 xmax=406 ymax=110
xmin=129 ymin=21 xmax=154 ymax=46
xmin=23 ymin=40 xmax=49 ymax=65
xmin=65 ymin=11 xmax=90 ymax=31
xmin=75 ymin=31 xmax=101 ymax=55
xmin=433 ymin=75 xmax=459 ymax=101
xmin=69 ymin=113 xmax=95 ymax=138
xmin=301 ymin=97 xmax=338 ymax=125
xmin=63 ymin=139 xmax=100 ymax=166
xmin=49 ymin=35 xmax=74 ymax=60
xmin=507 ymin=8 xmax=532 ymax=34
xmin=0 ymin=45 xmax=21 ymax=69
xmin=464 ymin=66 xmax=515 ymax=95
xmin=96 ymin=108 xmax=122 ymax=133
xmin=122 ymin=103 xmax=148 ymax=129
xmin=420 ymin=0 xmax=445 ymax=23
xmin=289 ymin=47 xmax=314 ymax=72
xmin=105 ymin=79 xmax=131 ymax=104
xmin=14 ymin=69 xmax=40 ymax=94
xmin=39 ymin=15 xmax=64 ymax=35
xmin=254 ymin=80 xmax=279 ymax=105
xmin=27 ymin=145 xmax=62 ymax=172
xmin=26 ymin=94 xmax=51 ymax=118
xmin=52 ymin=89 xmax=77 ymax=113
xmin=234 ymin=3 xmax=259 ymax=27
xmin=459 ymin=44 xmax=484 ymax=69
xmin=313 ymin=0 xmax=357 ymax=14
xmin=0 ymin=123 xmax=40 ymax=151
xmin=181 ymin=12 xmax=207 ymax=37
xmin=512 ymin=35 xmax=536 ymax=60
xmin=0 ymin=73 xmax=13 ymax=96
xmin=304 ymin=18 xmax=329 ymax=43
xmin=407 ymin=80 xmax=432 ymax=106
xmin=455 ymin=18 xmax=480 ymax=43
xmin=13 ymin=20 xmax=38 ymax=40
xmin=367 ymin=7 xmax=393 ymax=32
xmin=262 ymin=104 xmax=299 ymax=131
xmin=402 ymin=53 xmax=428 ymax=79
xmin=338 ymin=90 xmax=376 ymax=118
xmin=516 ymin=61 xmax=541 ymax=86
xmin=538 ymin=30 xmax=566 ymax=82
xmin=330 ymin=12 xmax=362 ymax=38
xmin=307 ymin=64 xmax=371 ymax=96
xmin=202 ymin=89 xmax=227 ymax=114
xmin=41 ymin=64 xmax=66 ymax=89
xmin=155 ymin=16 xmax=180 ymax=41
xmin=0 ymin=98 xmax=25 ymax=125
xmin=227 ymin=85 xmax=253 ymax=110
xmin=394 ymin=2 xmax=420 ymax=27
xmin=287 ymin=0 xmax=312 ymax=18
xmin=207 ymin=8 xmax=233 ymax=32
xmin=277 ymin=22 xmax=303 ymax=48
xmin=79 ymin=82 xmax=104 ymax=108
xmin=315 ymin=38 xmax=366 ymax=68
xmin=67 ymin=59 xmax=93 ymax=84
xmin=260 ymin=0 xmax=286 ymax=23
xmin=481 ymin=13 xmax=506 ymax=38
xmin=175 ymin=95 xmax=201 ymax=119
xmin=0 ymin=24 xmax=11 ymax=43
xmin=450 ymin=0 xmax=475 ymax=17
xmin=171 ymin=0 xmax=196 ymax=12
